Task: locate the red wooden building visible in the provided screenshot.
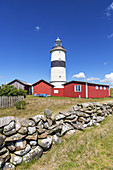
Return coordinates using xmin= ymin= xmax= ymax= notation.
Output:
xmin=63 ymin=81 xmax=110 ymax=98
xmin=32 ymin=79 xmax=54 ymax=96
xmin=32 ymin=80 xmax=110 ymax=98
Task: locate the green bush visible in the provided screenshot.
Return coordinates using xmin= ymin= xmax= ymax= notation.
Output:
xmin=0 ymin=84 xmax=27 ymax=98
xmin=15 ymin=100 xmax=26 ymax=109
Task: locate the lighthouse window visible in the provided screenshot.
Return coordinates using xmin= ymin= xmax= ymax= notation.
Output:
xmin=74 ymin=85 xmax=81 ymax=92
xmin=59 ymin=76 xmax=61 ymax=78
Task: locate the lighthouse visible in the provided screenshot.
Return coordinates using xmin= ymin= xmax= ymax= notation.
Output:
xmin=50 ymin=37 xmax=66 ymax=88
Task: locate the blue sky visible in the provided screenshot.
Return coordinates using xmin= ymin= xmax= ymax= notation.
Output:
xmin=0 ymin=0 xmax=113 ymax=86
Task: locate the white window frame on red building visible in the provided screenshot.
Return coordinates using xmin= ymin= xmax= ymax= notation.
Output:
xmin=74 ymin=85 xmax=81 ymax=92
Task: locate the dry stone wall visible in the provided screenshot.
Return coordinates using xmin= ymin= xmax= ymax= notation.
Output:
xmin=0 ymin=102 xmax=113 ymax=169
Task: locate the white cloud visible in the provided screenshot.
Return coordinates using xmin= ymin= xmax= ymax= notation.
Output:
xmin=108 ymin=2 xmax=113 ymax=10
xmin=104 ymin=62 xmax=108 ymax=65
xmin=100 ymin=73 xmax=113 ymax=85
xmin=35 ymin=26 xmax=40 ymax=31
xmin=86 ymin=77 xmax=100 ymax=81
xmin=108 ymin=33 xmax=113 ymax=38
xmin=105 ymin=2 xmax=113 ymax=16
xmin=72 ymin=72 xmax=86 ymax=79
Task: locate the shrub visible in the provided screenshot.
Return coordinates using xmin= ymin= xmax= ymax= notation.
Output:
xmin=0 ymin=84 xmax=27 ymax=98
xmin=15 ymin=100 xmax=26 ymax=109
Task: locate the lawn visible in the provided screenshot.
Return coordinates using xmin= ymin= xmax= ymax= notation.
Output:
xmin=0 ymin=95 xmax=113 ymax=119
xmin=1 ymin=95 xmax=113 ymax=170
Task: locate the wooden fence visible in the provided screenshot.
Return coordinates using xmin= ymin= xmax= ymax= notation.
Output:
xmin=0 ymin=96 xmax=24 ymax=108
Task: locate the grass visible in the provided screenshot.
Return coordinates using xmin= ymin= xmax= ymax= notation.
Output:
xmin=1 ymin=95 xmax=113 ymax=169
xmin=0 ymin=95 xmax=113 ymax=119
xmin=110 ymin=88 xmax=113 ymax=97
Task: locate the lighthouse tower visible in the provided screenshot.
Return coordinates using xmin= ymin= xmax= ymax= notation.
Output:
xmin=50 ymin=37 xmax=66 ymax=88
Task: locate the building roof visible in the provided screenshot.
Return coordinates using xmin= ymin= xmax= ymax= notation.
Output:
xmin=8 ymin=79 xmax=32 ymax=86
xmin=32 ymin=79 xmax=54 ymax=87
xmin=63 ymin=80 xmax=109 ymax=87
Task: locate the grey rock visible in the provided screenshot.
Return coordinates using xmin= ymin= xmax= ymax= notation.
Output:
xmin=0 ymin=151 xmax=10 ymax=168
xmin=51 ymin=114 xmax=56 ymax=124
xmin=66 ymin=129 xmax=76 ymax=135
xmin=10 ymin=154 xmax=22 ymax=165
xmin=72 ymin=105 xmax=80 ymax=111
xmin=96 ymin=116 xmax=105 ymax=123
xmin=0 ymin=147 xmax=7 ymax=156
xmin=30 ymin=115 xmax=44 ymax=124
xmin=23 ymin=146 xmax=43 ymax=163
xmin=15 ymin=118 xmax=35 ymax=127
xmin=83 ymin=124 xmax=88 ymax=128
xmin=0 ymin=128 xmax=3 ymax=133
xmin=3 ymin=162 xmax=15 ymax=170
xmin=75 ymin=111 xmax=90 ymax=118
xmin=28 ymin=127 xmax=36 ymax=135
xmin=18 ymin=127 xmax=28 ymax=135
xmin=3 ymin=129 xmax=16 ymax=136
xmin=44 ymin=109 xmax=52 ymax=119
xmin=15 ymin=118 xmax=21 ymax=131
xmin=108 ymin=109 xmax=112 ymax=114
xmin=26 ymin=132 xmax=38 ymax=140
xmin=5 ymin=133 xmax=26 ymax=142
xmin=38 ymin=132 xmax=47 ymax=139
xmin=71 ymin=122 xmax=84 ymax=130
xmin=48 ymin=124 xmax=58 ymax=130
xmin=94 ymin=102 xmax=101 ymax=107
xmin=59 ymin=111 xmax=72 ymax=117
xmin=43 ymin=122 xmax=49 ymax=129
xmin=55 ymin=114 xmax=65 ymax=121
xmin=15 ymin=139 xmax=27 ymax=151
xmin=85 ymin=110 xmax=94 ymax=114
xmin=81 ymin=103 xmax=90 ymax=108
xmin=0 ymin=116 xmax=14 ymax=128
xmin=97 ymin=110 xmax=103 ymax=115
xmin=61 ymin=123 xmax=74 ymax=136
xmin=47 ymin=125 xmax=62 ymax=135
xmin=14 ymin=144 xmax=31 ymax=156
xmin=87 ymin=120 xmax=96 ymax=127
xmin=38 ymin=120 xmax=44 ymax=129
xmin=95 ymin=123 xmax=100 ymax=127
xmin=6 ymin=142 xmax=15 ymax=152
xmin=47 ymin=119 xmax=53 ymax=127
xmin=52 ymin=134 xmax=61 ymax=144
xmin=29 ymin=140 xmax=37 ymax=146
xmin=65 ymin=114 xmax=77 ymax=120
xmin=4 ymin=121 xmax=15 ymax=132
xmin=56 ymin=119 xmax=64 ymax=125
xmin=38 ymin=136 xmax=52 ymax=151
xmin=37 ymin=128 xmax=46 ymax=134
xmin=78 ymin=117 xmax=90 ymax=123
xmin=0 ymin=134 xmax=6 ymax=146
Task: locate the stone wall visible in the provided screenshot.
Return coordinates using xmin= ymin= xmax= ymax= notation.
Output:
xmin=0 ymin=102 xmax=113 ymax=169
